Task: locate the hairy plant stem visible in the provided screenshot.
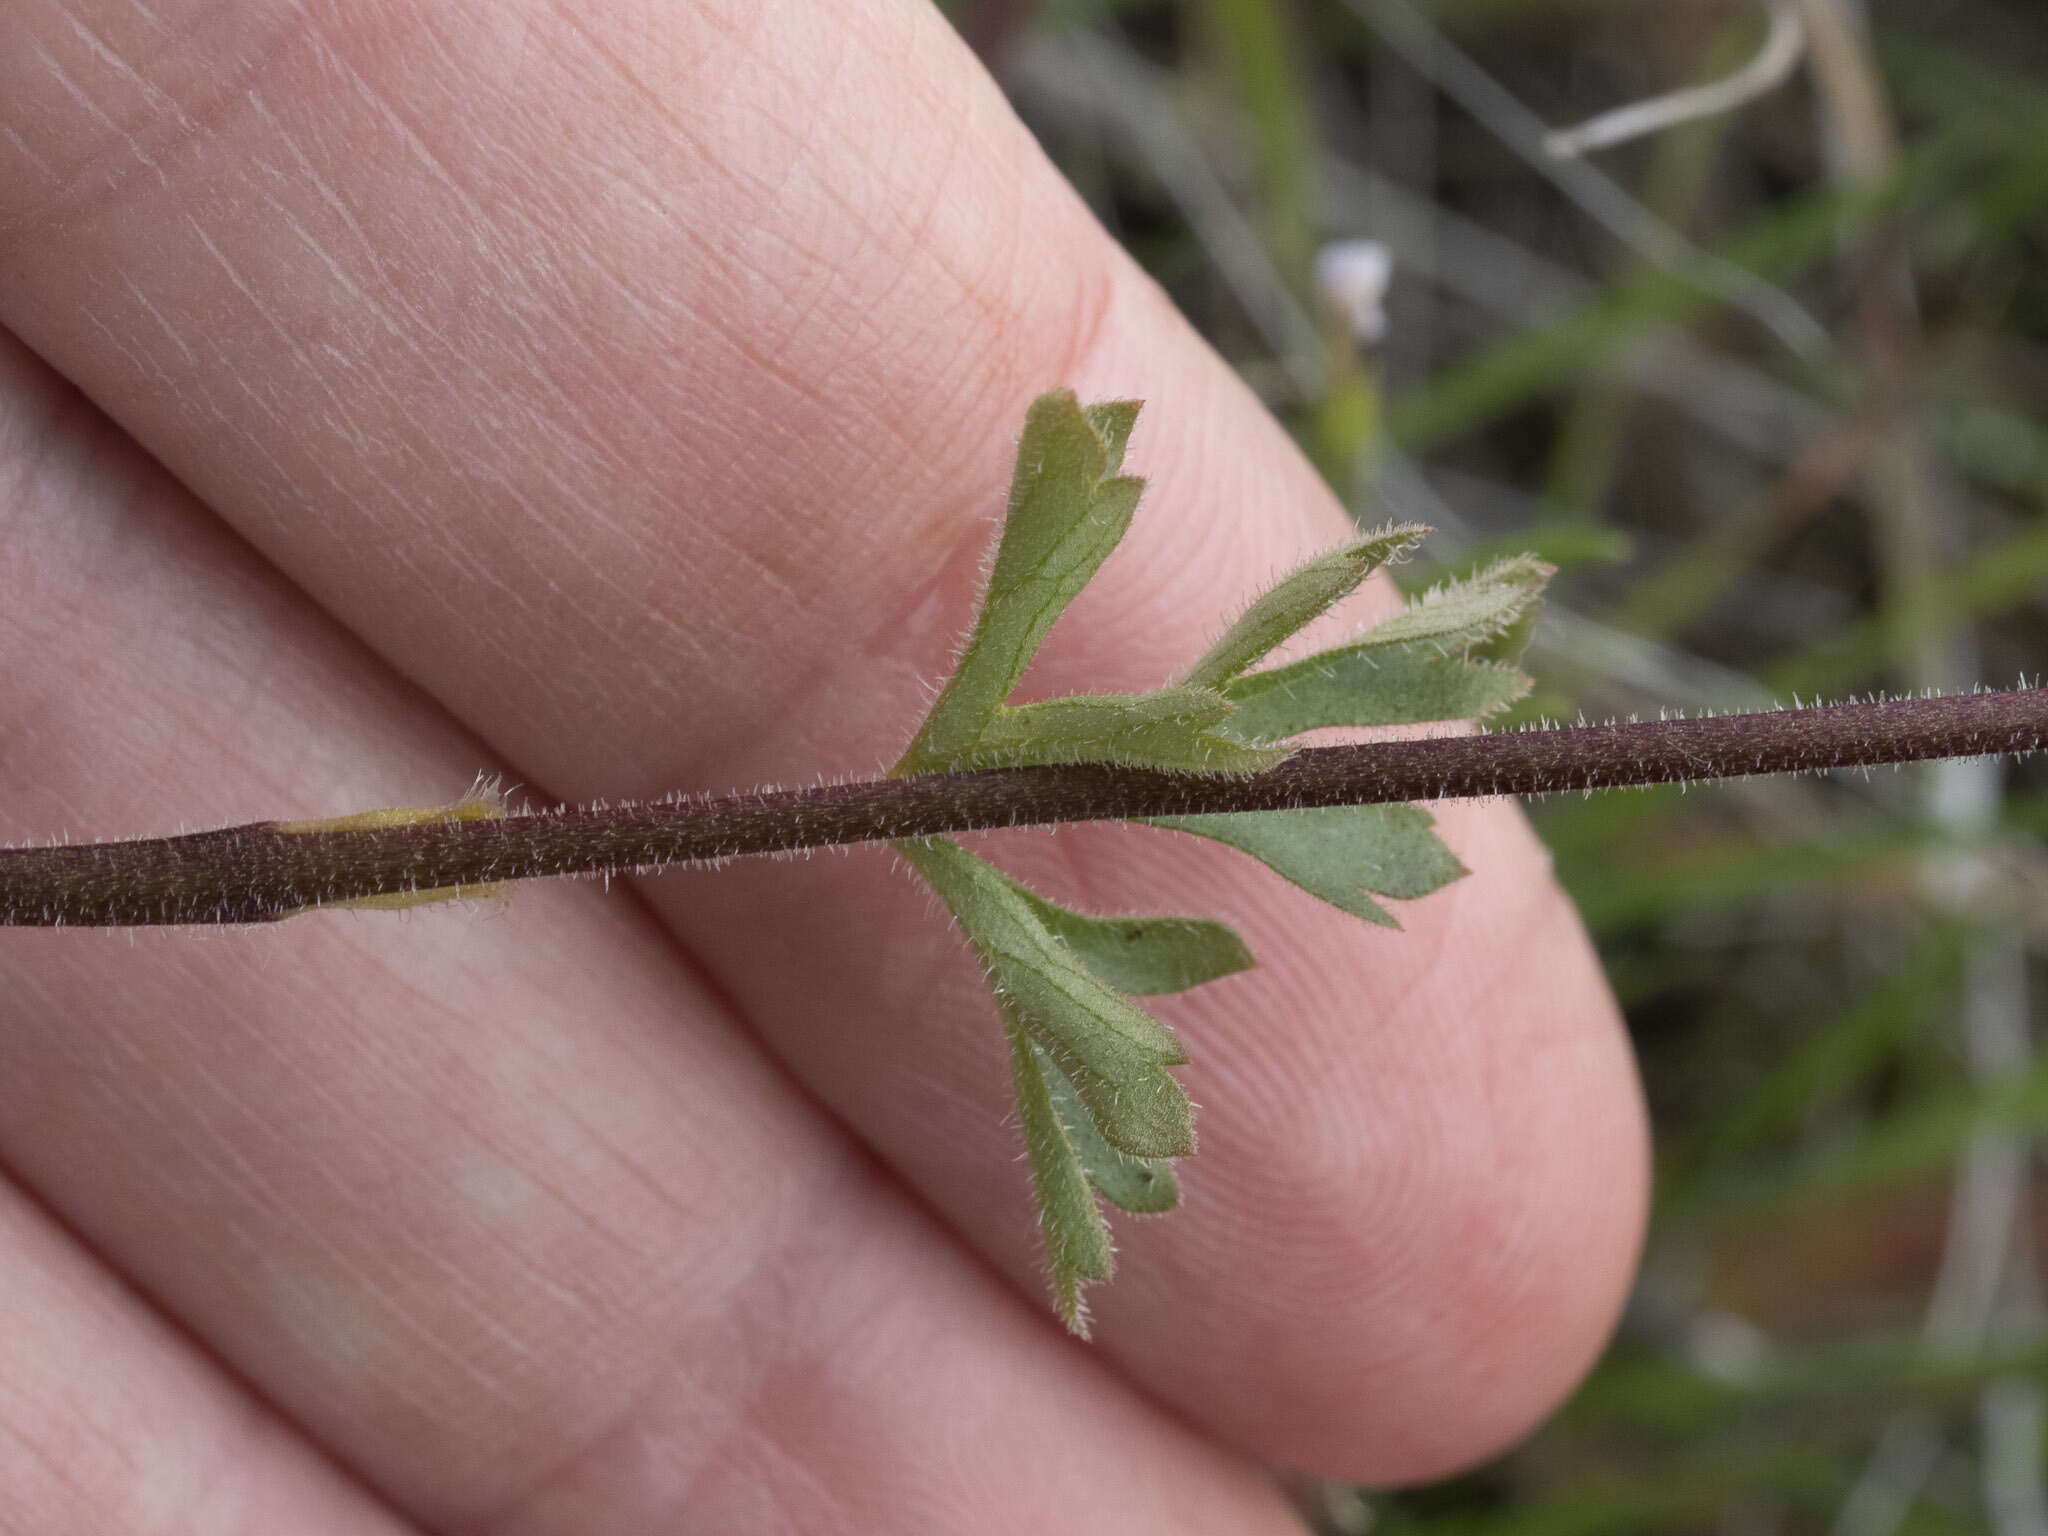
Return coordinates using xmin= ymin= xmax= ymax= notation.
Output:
xmin=5 ymin=689 xmax=2044 ymax=928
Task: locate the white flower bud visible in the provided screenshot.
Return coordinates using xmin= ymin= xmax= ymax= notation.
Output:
xmin=1313 ymin=240 xmax=1393 ymax=344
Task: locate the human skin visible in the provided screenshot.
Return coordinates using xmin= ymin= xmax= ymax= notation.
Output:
xmin=0 ymin=1 xmax=1648 ymax=1531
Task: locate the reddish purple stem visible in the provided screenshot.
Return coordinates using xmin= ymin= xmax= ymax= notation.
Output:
xmin=5 ymin=689 xmax=2044 ymax=927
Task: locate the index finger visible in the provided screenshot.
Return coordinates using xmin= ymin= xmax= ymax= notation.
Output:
xmin=0 ymin=0 xmax=1647 ymax=1480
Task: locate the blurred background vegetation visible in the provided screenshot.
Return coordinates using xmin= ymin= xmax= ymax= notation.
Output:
xmin=945 ymin=0 xmax=2048 ymax=1529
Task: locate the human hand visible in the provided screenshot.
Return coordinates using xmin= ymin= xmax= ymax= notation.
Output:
xmin=0 ymin=2 xmax=1647 ymax=1529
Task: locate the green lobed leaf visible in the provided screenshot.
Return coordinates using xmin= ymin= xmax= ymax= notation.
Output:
xmin=1009 ymin=879 xmax=1256 ymax=996
xmin=1010 ymin=1003 xmax=1195 ymax=1160
xmin=879 ymin=391 xmax=1537 ymax=1336
xmin=1219 ymin=643 xmax=1531 ymax=742
xmin=900 ymin=837 xmax=1196 ymax=1158
xmin=1003 ymin=1012 xmax=1115 ymax=1334
xmin=1351 ymin=554 xmax=1551 ymax=653
xmin=1145 ymin=804 xmax=1467 ymax=926
xmin=1181 ymin=525 xmax=1428 ymax=691
xmin=1036 ymin=1040 xmax=1180 ymax=1215
xmin=955 ymin=688 xmax=1289 ymax=775
xmin=897 ymin=392 xmax=1145 ymax=774
xmin=1083 ymin=399 xmax=1141 ymax=472
xmin=1468 ymin=603 xmax=1542 ymax=668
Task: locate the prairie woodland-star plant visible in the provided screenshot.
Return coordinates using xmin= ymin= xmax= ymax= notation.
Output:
xmin=888 ymin=390 xmax=1545 ymax=1331
xmin=8 ymin=392 xmax=2044 ymax=1335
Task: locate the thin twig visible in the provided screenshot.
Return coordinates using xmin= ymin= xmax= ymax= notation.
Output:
xmin=1339 ymin=0 xmax=1831 ymax=355
xmin=1544 ymin=0 xmax=1805 ymax=159
xmin=1012 ymin=33 xmax=1840 ymax=459
xmin=4 ymin=690 xmax=2044 ymax=928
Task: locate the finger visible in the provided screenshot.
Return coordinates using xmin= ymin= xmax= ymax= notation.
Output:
xmin=0 ymin=1176 xmax=417 ymax=1536
xmin=0 ymin=334 xmax=1306 ymax=1534
xmin=0 ymin=0 xmax=1647 ymax=1479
